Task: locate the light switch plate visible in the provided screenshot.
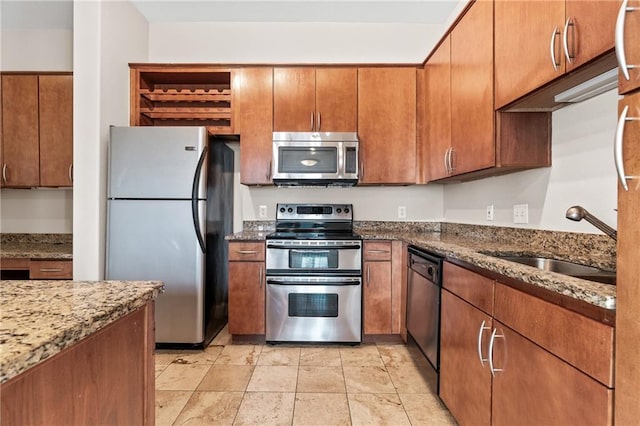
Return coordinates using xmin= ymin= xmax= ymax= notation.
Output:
xmin=513 ymin=204 xmax=529 ymax=224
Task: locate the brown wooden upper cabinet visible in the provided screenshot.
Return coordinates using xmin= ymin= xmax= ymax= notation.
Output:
xmin=273 ymin=67 xmax=357 ymax=132
xmin=495 ymin=0 xmax=620 ymax=109
xmin=1 ymin=74 xmax=73 ymax=188
xmin=357 ymin=67 xmax=416 ymax=184
xmin=617 ymin=0 xmax=640 ymax=94
xmin=235 ymin=68 xmax=274 ymax=186
xmin=422 ymin=0 xmax=551 ymax=183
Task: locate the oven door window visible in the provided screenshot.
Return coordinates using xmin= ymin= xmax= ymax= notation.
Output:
xmin=289 ymin=249 xmax=338 ymax=269
xmin=289 ymin=293 xmax=338 ymax=317
xmin=278 ymin=147 xmax=338 ymax=174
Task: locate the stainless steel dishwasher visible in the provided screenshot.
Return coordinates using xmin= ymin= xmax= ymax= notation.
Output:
xmin=406 ymin=246 xmax=443 ymax=393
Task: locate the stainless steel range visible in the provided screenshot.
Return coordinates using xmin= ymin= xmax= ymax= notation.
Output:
xmin=265 ymin=203 xmax=362 ymax=343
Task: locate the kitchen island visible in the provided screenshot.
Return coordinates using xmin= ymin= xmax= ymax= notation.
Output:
xmin=0 ymin=279 xmax=163 ymax=425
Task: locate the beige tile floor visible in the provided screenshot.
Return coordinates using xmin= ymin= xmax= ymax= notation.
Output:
xmin=155 ymin=327 xmax=456 ymax=425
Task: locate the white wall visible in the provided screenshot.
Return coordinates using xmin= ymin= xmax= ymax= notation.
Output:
xmin=0 ymin=28 xmax=73 ymax=233
xmin=148 ymin=22 xmax=446 ymax=64
xmin=73 ymin=0 xmax=148 ymax=280
xmin=442 ymin=89 xmax=619 ymax=234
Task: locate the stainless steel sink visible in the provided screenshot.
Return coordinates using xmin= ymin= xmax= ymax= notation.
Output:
xmin=495 ymin=256 xmax=616 ymax=285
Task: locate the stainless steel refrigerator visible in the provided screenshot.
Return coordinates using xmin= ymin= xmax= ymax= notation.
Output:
xmin=106 ymin=126 xmax=233 ymax=348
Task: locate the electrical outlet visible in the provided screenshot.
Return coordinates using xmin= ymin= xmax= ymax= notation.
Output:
xmin=513 ymin=204 xmax=529 ymax=224
xmin=486 ymin=204 xmax=494 ymax=221
xmin=259 ymin=205 xmax=267 ymax=218
xmin=398 ymin=206 xmax=407 ymax=219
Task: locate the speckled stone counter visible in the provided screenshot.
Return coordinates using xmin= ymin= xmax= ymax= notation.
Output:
xmin=1 ymin=233 xmax=72 ymax=260
xmin=0 ymin=280 xmax=163 ymax=383
xmin=226 ymin=221 xmax=616 ymax=314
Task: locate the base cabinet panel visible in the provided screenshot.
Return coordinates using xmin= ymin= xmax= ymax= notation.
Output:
xmin=440 ymin=290 xmax=492 ymax=426
xmin=228 ymin=261 xmax=265 ymax=335
xmin=492 ymin=322 xmax=613 ymax=426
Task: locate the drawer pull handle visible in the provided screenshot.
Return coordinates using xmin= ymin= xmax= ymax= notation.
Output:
xmin=615 ymin=0 xmax=639 ymax=81
xmin=477 ymin=320 xmax=491 ymax=367
xmin=39 ymin=268 xmax=63 ymax=272
xmin=367 ymin=249 xmax=389 ymax=253
xmin=488 ymin=328 xmax=505 ymax=377
xmin=236 ymin=250 xmax=258 ymax=254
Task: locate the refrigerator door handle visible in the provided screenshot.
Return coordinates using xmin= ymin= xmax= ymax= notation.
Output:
xmin=192 ymin=146 xmax=208 ymax=253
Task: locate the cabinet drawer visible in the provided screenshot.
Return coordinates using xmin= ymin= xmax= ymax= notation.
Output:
xmin=494 ymin=282 xmax=614 ymax=387
xmin=228 ymin=242 xmax=265 ymax=261
xmin=443 ymin=262 xmax=494 ymax=315
xmin=29 ymin=260 xmax=72 ymax=279
xmin=363 ymin=241 xmax=392 ymax=261
xmin=1 ymin=258 xmax=30 ymax=270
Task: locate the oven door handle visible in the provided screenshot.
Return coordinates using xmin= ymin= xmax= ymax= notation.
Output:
xmin=266 ymin=244 xmax=361 ymax=250
xmin=266 ymin=278 xmax=362 ymax=286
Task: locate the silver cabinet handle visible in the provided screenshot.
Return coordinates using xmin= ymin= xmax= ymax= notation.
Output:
xmin=317 ymin=111 xmax=321 ymax=132
xmin=266 ymin=160 xmax=272 ymax=181
xmin=615 ymin=0 xmax=639 ymax=81
xmin=2 ymin=164 xmax=6 ymax=185
xmin=40 ymin=268 xmax=63 ymax=272
xmin=367 ymin=265 xmax=371 ymax=286
xmin=259 ymin=266 xmax=263 ymax=288
xmin=477 ymin=320 xmax=491 ymax=367
xmin=550 ymin=25 xmax=561 ymax=71
xmin=614 ymin=105 xmax=640 ymax=191
xmin=236 ymin=250 xmax=258 ymax=254
xmin=562 ymin=17 xmax=574 ymax=64
xmin=488 ymin=328 xmax=505 ymax=377
xmin=443 ymin=148 xmax=450 ymax=174
xmin=449 ymin=148 xmax=456 ymax=173
xmin=310 ymin=111 xmax=315 ymax=131
xmin=367 ymin=249 xmax=389 ymax=254
xmin=68 ymin=164 xmax=73 ymax=183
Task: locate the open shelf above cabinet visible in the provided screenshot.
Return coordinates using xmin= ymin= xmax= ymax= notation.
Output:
xmin=130 ymin=66 xmax=235 ymax=135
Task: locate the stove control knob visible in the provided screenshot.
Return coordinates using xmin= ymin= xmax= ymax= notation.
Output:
xmin=288 ymin=207 xmax=293 ymax=213
xmin=336 ymin=208 xmax=342 ymax=213
xmin=279 ymin=207 xmax=286 ymax=213
xmin=344 ymin=208 xmax=350 ymax=214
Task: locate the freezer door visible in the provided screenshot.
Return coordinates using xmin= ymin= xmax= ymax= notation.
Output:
xmin=108 ymin=126 xmax=207 ymax=199
xmin=106 ymin=199 xmax=206 ymax=344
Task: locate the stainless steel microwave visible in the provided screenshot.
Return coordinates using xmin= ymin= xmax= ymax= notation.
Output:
xmin=272 ymin=132 xmax=359 ymax=187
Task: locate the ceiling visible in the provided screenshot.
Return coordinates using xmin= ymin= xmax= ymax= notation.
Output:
xmin=2 ymin=0 xmax=466 ymax=29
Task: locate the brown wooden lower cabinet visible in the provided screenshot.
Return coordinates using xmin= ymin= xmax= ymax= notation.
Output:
xmin=491 ymin=322 xmax=613 ymax=426
xmin=228 ymin=241 xmax=265 ymax=335
xmin=0 ymin=303 xmax=155 ymax=425
xmin=440 ymin=261 xmax=614 ymax=426
xmin=363 ymin=241 xmax=393 ymax=334
xmin=440 ymin=290 xmax=492 ymax=426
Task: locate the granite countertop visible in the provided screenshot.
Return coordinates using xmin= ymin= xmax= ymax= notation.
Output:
xmin=1 ymin=233 xmax=72 ymax=260
xmin=226 ymin=222 xmax=616 ymax=314
xmin=0 ymin=280 xmax=164 ymax=384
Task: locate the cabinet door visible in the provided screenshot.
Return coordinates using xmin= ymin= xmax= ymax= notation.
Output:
xmin=492 ymin=323 xmax=613 ymax=426
xmin=228 ymin=261 xmax=265 ymax=334
xmin=1 ymin=75 xmax=40 ymax=187
xmin=494 ymin=0 xmax=565 ymax=109
xmin=363 ymin=260 xmax=392 ymax=334
xmin=564 ymin=0 xmax=619 ymax=71
xmin=315 ymin=68 xmax=357 ymax=132
xmin=237 ymin=68 xmax=274 ymax=185
xmin=450 ymin=0 xmax=495 ymax=176
xmin=615 ymin=91 xmax=640 ymax=425
xmin=273 ymin=68 xmax=315 ymax=132
xmin=618 ymin=0 xmax=640 ymax=94
xmin=357 ymin=68 xmax=416 ymax=184
xmin=39 ymin=75 xmax=73 ymax=187
xmin=424 ymin=36 xmax=451 ymax=182
xmin=440 ymin=290 xmax=492 ymax=426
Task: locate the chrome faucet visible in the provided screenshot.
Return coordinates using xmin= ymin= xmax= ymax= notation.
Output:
xmin=565 ymin=206 xmax=617 ymax=241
